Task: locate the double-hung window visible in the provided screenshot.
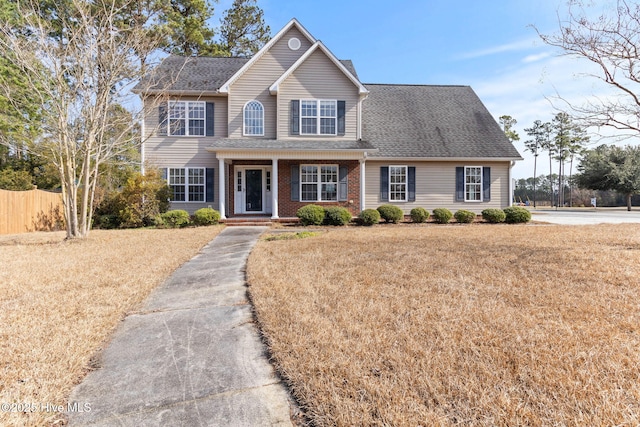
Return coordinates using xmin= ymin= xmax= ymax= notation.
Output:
xmin=168 ymin=101 xmax=205 ymax=136
xmin=300 ymin=100 xmax=337 ymax=135
xmin=168 ymin=167 xmax=205 ymax=202
xmin=389 ymin=166 xmax=407 ymax=202
xmin=465 ymin=166 xmax=482 ymax=201
xmin=300 ymin=164 xmax=338 ymax=201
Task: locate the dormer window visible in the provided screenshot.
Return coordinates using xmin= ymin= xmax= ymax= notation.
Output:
xmin=243 ymin=100 xmax=264 ymax=136
xmin=301 ymin=100 xmax=336 ymax=135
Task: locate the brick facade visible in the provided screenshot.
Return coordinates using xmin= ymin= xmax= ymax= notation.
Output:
xmin=278 ymin=159 xmax=360 ymax=217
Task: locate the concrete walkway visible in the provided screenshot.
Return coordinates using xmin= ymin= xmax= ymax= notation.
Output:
xmin=68 ymin=227 xmax=293 ymax=427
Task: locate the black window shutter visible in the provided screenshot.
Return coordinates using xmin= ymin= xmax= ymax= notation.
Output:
xmin=337 ymin=100 xmax=346 ymax=135
xmin=158 ymin=104 xmax=167 ymax=136
xmin=380 ymin=166 xmax=389 ymax=202
xmin=290 ymin=164 xmax=299 ymax=201
xmin=455 ymin=167 xmax=464 ymax=201
xmin=206 ymin=103 xmax=215 ymax=136
xmin=205 ymin=168 xmax=215 ymax=202
xmin=408 ymin=166 xmax=416 ymax=202
xmin=338 ymin=165 xmax=348 ymax=201
xmin=290 ymin=100 xmax=299 ymax=135
xmin=483 ymin=167 xmax=491 ymax=202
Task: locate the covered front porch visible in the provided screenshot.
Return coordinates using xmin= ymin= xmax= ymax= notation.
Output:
xmin=208 ymin=140 xmax=376 ymax=219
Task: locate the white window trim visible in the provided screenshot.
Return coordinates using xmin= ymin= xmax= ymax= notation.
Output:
xmin=168 ymin=101 xmax=206 ymax=137
xmin=299 ymin=99 xmax=337 ymax=136
xmin=168 ymin=167 xmax=206 ymax=202
xmin=389 ymin=165 xmax=408 ymax=202
xmin=243 ymin=100 xmax=265 ymax=136
xmin=464 ymin=166 xmax=483 ymax=202
xmin=300 ymin=164 xmax=339 ymax=202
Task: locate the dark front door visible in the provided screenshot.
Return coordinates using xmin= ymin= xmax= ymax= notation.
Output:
xmin=245 ymin=169 xmax=263 ymax=212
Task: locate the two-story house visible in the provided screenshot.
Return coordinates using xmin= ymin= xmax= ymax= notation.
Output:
xmin=135 ymin=18 xmax=522 ymax=220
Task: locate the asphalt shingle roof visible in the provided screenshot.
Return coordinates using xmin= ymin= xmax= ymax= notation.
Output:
xmin=136 ymin=55 xmax=359 ymax=93
xmin=361 ymin=84 xmax=522 ymax=159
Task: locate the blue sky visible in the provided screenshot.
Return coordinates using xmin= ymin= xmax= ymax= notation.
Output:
xmin=212 ymin=0 xmax=623 ymax=179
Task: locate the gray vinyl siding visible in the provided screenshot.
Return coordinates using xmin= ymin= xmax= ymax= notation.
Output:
xmin=228 ymin=27 xmax=313 ymax=139
xmin=278 ymin=49 xmax=359 ymax=140
xmin=142 ymin=96 xmax=227 ymax=214
xmin=365 ymin=161 xmax=511 ymax=213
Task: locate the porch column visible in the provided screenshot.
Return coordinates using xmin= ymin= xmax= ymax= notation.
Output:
xmin=271 ymin=158 xmax=279 ymax=219
xmin=218 ymin=158 xmax=226 ymax=219
xmin=360 ymin=158 xmax=366 ymax=212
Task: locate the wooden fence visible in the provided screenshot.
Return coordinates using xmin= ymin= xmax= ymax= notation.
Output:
xmin=0 ymin=189 xmax=64 ymax=235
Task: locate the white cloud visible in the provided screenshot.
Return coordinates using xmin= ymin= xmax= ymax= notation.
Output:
xmin=522 ymin=52 xmax=551 ymax=63
xmin=456 ymin=38 xmax=539 ymax=60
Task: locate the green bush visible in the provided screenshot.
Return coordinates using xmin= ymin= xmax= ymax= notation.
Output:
xmin=377 ymin=204 xmax=404 ymax=223
xmin=296 ymin=204 xmax=325 ymax=226
xmin=323 ymin=206 xmax=352 ymax=226
xmin=454 ymin=209 xmax=476 ymax=223
xmin=432 ymin=208 xmax=453 ymax=224
xmin=410 ymin=207 xmax=429 ymax=223
xmin=481 ymin=208 xmax=506 ymax=223
xmin=160 ymin=209 xmax=191 ymax=228
xmin=503 ymin=206 xmax=532 ymax=224
xmin=94 ymin=169 xmax=171 ymax=229
xmin=193 ymin=207 xmax=220 ymax=226
xmin=358 ymin=209 xmax=380 ymax=226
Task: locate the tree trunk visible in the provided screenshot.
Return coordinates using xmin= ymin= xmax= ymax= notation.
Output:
xmin=549 ymin=155 xmax=553 ymax=206
xmin=627 ymin=194 xmax=632 ymax=211
xmin=533 ymin=155 xmax=537 ymax=208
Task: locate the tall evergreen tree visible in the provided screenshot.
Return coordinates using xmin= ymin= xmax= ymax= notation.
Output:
xmin=524 ymin=120 xmax=547 ymax=207
xmin=218 ymin=0 xmax=270 ymax=57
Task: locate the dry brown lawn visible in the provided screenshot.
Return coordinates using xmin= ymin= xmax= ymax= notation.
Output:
xmin=248 ymin=224 xmax=640 ymax=426
xmin=0 ymin=227 xmax=222 ymax=427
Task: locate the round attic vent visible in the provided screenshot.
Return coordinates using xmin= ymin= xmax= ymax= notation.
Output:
xmin=288 ymin=37 xmax=301 ymax=51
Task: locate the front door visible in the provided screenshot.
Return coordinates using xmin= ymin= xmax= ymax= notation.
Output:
xmin=245 ymin=169 xmax=263 ymax=212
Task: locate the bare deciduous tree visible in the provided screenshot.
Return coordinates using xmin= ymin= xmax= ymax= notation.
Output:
xmin=538 ymin=0 xmax=640 ymax=135
xmin=0 ymin=0 xmax=168 ymax=238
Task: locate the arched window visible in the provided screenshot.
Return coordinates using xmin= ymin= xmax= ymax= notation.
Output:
xmin=243 ymin=100 xmax=264 ymax=136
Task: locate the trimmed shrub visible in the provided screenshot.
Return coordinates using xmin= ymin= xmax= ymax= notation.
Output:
xmin=410 ymin=207 xmax=429 ymax=223
xmin=503 ymin=206 xmax=532 ymax=224
xmin=193 ymin=207 xmax=220 ymax=226
xmin=482 ymin=208 xmax=506 ymax=223
xmin=296 ymin=204 xmax=325 ymax=226
xmin=377 ymin=204 xmax=404 ymax=223
xmin=454 ymin=209 xmax=476 ymax=224
xmin=324 ymin=206 xmax=352 ymax=226
xmin=358 ymin=209 xmax=380 ymax=226
xmin=432 ymin=208 xmax=453 ymax=224
xmin=160 ymin=209 xmax=191 ymax=228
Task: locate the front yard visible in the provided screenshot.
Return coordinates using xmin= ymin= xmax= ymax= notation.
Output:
xmin=248 ymin=224 xmax=640 ymax=426
xmin=0 ymin=227 xmax=223 ymax=427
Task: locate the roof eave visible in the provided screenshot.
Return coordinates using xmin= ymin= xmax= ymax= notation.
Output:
xmin=368 ymin=156 xmax=524 ymax=162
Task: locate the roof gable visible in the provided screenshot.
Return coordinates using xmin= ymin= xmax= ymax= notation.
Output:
xmin=218 ymin=18 xmax=316 ymax=94
xmin=269 ymin=41 xmax=367 ymax=95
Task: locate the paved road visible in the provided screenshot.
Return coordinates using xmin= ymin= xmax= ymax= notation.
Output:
xmin=68 ymin=227 xmax=293 ymax=427
xmin=530 ymin=208 xmax=640 ymax=225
